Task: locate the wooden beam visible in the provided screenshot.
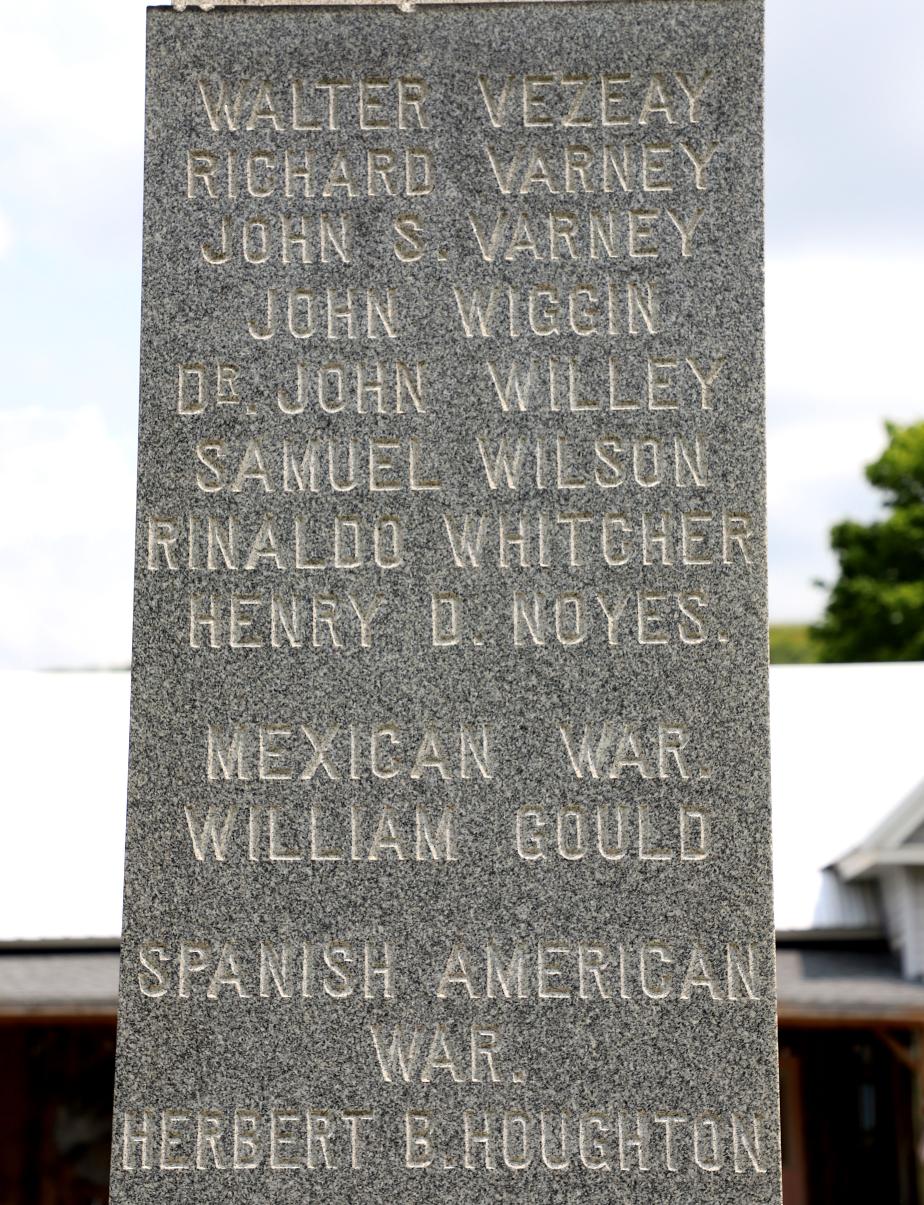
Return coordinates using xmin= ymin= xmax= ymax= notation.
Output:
xmin=874 ymin=1026 xmax=920 ymax=1073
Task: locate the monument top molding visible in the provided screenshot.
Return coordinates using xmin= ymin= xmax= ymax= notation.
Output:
xmin=171 ymin=0 xmax=625 ymax=9
xmin=170 ymin=0 xmax=740 ymax=10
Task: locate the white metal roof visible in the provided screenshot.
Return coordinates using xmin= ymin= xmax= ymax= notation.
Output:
xmin=0 ymin=664 xmax=922 ymax=941
xmin=0 ymin=671 xmax=129 ymax=942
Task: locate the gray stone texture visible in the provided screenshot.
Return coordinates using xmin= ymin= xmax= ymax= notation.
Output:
xmin=111 ymin=3 xmax=780 ymax=1201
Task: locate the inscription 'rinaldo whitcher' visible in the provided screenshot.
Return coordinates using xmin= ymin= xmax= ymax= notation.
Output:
xmin=110 ymin=5 xmax=780 ymax=1203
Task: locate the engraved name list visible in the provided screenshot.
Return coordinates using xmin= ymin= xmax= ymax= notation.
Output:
xmin=110 ymin=5 xmax=780 ymax=1204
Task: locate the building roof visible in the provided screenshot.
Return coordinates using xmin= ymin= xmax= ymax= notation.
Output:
xmin=1 ymin=663 xmax=924 ymax=942
xmin=835 ymin=775 xmax=924 ymax=882
xmin=776 ymin=935 xmax=924 ymax=1024
xmin=0 ymin=942 xmax=119 ymax=1017
xmin=7 ymin=930 xmax=924 ymax=1026
xmin=5 ymin=935 xmax=924 ymax=1023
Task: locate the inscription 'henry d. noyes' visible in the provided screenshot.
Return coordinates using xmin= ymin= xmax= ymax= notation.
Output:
xmin=111 ymin=5 xmax=779 ymax=1204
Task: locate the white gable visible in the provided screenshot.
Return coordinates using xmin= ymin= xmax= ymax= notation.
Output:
xmin=770 ymin=662 xmax=924 ymax=930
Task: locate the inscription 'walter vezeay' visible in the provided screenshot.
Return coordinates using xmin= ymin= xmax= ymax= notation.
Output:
xmin=110 ymin=4 xmax=781 ymax=1203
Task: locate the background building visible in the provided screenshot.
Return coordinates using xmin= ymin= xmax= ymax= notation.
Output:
xmin=3 ymin=663 xmax=924 ymax=1203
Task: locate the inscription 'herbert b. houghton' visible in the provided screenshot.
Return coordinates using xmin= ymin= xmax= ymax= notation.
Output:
xmin=120 ymin=1105 xmax=769 ymax=1175
xmin=111 ymin=5 xmax=779 ymax=1203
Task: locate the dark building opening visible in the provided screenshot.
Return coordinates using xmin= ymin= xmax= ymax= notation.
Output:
xmin=0 ymin=1019 xmax=117 ymax=1205
xmin=780 ymin=1026 xmax=919 ymax=1205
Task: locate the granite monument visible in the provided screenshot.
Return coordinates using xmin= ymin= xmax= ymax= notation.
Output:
xmin=111 ymin=2 xmax=780 ymax=1200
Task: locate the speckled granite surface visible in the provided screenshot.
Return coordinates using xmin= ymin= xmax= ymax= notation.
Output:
xmin=111 ymin=4 xmax=779 ymax=1201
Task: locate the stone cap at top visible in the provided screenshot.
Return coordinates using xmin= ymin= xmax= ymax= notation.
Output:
xmin=171 ymin=0 xmax=748 ymax=9
xmin=169 ymin=0 xmax=637 ymax=9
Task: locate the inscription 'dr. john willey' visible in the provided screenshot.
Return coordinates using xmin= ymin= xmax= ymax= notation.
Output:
xmin=110 ymin=3 xmax=780 ymax=1202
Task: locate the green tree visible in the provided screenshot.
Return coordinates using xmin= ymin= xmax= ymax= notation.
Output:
xmin=769 ymin=625 xmax=819 ymax=665
xmin=812 ymin=420 xmax=924 ymax=662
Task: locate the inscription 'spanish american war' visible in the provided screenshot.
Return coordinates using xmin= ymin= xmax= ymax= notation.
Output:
xmin=111 ymin=3 xmax=780 ymax=1202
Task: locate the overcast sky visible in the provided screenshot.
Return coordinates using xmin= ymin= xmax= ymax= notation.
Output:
xmin=0 ymin=0 xmax=921 ymax=668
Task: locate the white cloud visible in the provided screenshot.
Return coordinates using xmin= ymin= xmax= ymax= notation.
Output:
xmin=0 ymin=209 xmax=11 ymax=258
xmin=0 ymin=407 xmax=135 ymax=668
xmin=767 ymin=413 xmax=884 ymax=619
xmin=766 ymin=0 xmax=924 ymax=249
xmin=0 ymin=0 xmax=146 ymax=155
xmin=0 ymin=0 xmax=147 ymax=265
xmin=767 ymin=252 xmax=924 ymax=412
xmin=765 ymin=251 xmax=924 ymax=619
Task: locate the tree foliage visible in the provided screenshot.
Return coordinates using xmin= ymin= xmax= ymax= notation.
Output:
xmin=769 ymin=625 xmax=819 ymax=665
xmin=812 ymin=421 xmax=924 ymax=662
